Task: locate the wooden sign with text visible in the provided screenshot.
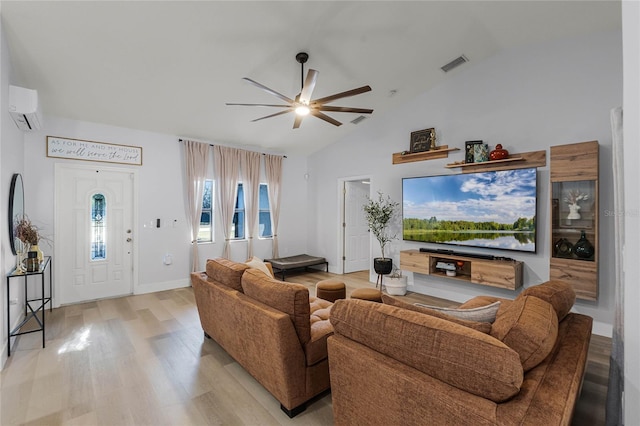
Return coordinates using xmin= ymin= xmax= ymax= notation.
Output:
xmin=46 ymin=136 xmax=142 ymax=166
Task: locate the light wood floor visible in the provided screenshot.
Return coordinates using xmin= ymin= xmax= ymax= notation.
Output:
xmin=1 ymin=270 xmax=611 ymax=425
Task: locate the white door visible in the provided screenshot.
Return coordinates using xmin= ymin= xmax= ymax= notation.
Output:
xmin=344 ymin=180 xmax=370 ymax=273
xmin=55 ymin=164 xmax=136 ymax=304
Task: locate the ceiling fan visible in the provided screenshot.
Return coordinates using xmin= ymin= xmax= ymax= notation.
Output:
xmin=226 ymin=52 xmax=373 ymax=129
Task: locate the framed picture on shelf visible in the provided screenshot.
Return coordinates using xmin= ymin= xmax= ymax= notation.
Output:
xmin=464 ymin=140 xmax=483 ymax=163
xmin=410 ymin=128 xmax=434 ymax=153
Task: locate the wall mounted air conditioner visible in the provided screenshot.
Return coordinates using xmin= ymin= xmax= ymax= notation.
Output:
xmin=9 ymin=85 xmax=42 ymax=131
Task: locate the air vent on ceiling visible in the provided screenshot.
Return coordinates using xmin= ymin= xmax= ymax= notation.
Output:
xmin=351 ymin=115 xmax=368 ymax=125
xmin=441 ymin=55 xmax=469 ymax=73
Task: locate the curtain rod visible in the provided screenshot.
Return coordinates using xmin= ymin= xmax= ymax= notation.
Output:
xmin=178 ymin=139 xmax=287 ymax=158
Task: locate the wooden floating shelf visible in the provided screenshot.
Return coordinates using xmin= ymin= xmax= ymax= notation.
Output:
xmin=445 ymin=157 xmax=524 ymax=168
xmin=444 ymin=150 xmax=546 ymax=173
xmin=392 ymin=146 xmax=460 ymax=165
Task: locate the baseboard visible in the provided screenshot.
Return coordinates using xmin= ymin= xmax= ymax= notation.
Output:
xmin=134 ymin=278 xmax=190 ymax=295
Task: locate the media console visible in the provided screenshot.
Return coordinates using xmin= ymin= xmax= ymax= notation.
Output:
xmin=400 ymin=249 xmax=523 ymax=290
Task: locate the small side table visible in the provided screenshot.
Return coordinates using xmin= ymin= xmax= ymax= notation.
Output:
xmin=6 ymin=256 xmax=52 ymax=356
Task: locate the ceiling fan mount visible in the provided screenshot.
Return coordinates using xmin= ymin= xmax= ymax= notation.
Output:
xmin=226 ymin=52 xmax=373 ymax=129
xmin=295 ymin=52 xmax=309 ymax=64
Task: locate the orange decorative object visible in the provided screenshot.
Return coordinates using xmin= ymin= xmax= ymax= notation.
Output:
xmin=490 ymin=144 xmax=509 ymax=160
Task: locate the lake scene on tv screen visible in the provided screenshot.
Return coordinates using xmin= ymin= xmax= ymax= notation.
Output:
xmin=403 ymin=168 xmax=537 ymax=252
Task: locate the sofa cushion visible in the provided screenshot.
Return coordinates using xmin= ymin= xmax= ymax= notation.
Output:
xmin=381 ymin=294 xmax=491 ymax=334
xmin=206 ymin=258 xmax=250 ymax=292
xmin=245 ymin=256 xmax=274 ymax=278
xmin=241 ymin=269 xmax=311 ymax=346
xmin=459 ymin=296 xmax=513 ymax=317
xmin=490 ymin=295 xmax=559 ymax=372
xmin=305 ymin=296 xmax=334 ymax=366
xmin=414 ymin=301 xmax=500 ymax=323
xmin=331 ymin=299 xmax=523 ymax=402
xmin=518 ymin=280 xmax=575 ymax=321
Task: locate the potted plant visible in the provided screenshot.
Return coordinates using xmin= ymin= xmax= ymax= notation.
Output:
xmin=363 ymin=191 xmax=399 ymax=276
xmin=385 ymin=265 xmax=408 ymax=296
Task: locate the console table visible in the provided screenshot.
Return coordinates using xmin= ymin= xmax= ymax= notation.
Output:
xmin=6 ymin=256 xmax=52 ymax=356
xmin=400 ymin=250 xmax=522 ymax=290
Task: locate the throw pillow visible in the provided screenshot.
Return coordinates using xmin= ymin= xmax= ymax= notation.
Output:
xmin=381 ymin=294 xmax=491 ymax=333
xmin=414 ymin=301 xmax=501 ymax=323
xmin=241 ymin=269 xmax=311 ymax=346
xmin=205 ymin=258 xmax=250 ymax=292
xmin=490 ymin=295 xmax=558 ymax=372
xmin=245 ymin=256 xmax=274 ymax=278
xmin=518 ymin=280 xmax=575 ymax=321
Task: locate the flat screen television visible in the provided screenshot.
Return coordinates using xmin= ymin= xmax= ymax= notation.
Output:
xmin=402 ymin=167 xmax=537 ymax=253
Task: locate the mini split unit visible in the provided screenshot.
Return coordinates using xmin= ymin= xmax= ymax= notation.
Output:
xmin=9 ymin=85 xmax=42 ymax=131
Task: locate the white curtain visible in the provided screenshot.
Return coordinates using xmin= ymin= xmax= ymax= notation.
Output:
xmin=264 ymin=154 xmax=283 ymax=258
xmin=183 ymin=140 xmax=210 ymax=272
xmin=241 ymin=150 xmax=261 ymax=259
xmin=606 ymin=106 xmax=624 ymax=425
xmin=214 ymin=145 xmax=241 ymax=259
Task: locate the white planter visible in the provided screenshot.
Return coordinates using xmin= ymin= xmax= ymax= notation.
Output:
xmin=385 ymin=276 xmax=408 ymax=296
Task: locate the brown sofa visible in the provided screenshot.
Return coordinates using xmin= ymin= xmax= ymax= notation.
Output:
xmin=191 ymin=258 xmax=334 ymax=417
xmin=328 ymin=280 xmax=592 ymax=425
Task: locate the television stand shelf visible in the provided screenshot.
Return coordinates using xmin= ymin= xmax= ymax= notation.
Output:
xmin=400 ymin=249 xmax=523 ymax=290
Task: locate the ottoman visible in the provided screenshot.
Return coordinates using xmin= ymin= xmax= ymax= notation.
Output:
xmin=350 ymin=288 xmax=383 ymax=303
xmin=316 ymin=279 xmax=346 ymax=303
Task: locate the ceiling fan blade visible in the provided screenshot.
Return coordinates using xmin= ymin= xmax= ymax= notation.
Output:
xmin=312 ymin=85 xmax=372 ymax=105
xmin=299 ymin=69 xmax=319 ymax=105
xmin=242 ymin=78 xmax=294 ymax=103
xmin=251 ymin=109 xmax=293 ymax=122
xmin=293 ymin=114 xmax=304 ymax=129
xmin=226 ymin=103 xmax=291 ymax=108
xmin=311 ymin=110 xmax=342 ymax=127
xmin=318 ymin=106 xmax=374 ymax=114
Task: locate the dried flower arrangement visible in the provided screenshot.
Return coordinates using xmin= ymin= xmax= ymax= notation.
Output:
xmin=564 ymin=189 xmax=589 ymax=205
xmin=15 ymin=217 xmax=40 ymax=245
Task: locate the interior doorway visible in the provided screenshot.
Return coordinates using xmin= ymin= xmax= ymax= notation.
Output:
xmin=341 ymin=178 xmax=371 ymax=274
xmin=54 ymin=164 xmax=137 ymax=305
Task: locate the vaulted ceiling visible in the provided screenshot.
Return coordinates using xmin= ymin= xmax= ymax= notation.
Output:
xmin=1 ymin=1 xmax=621 ymax=155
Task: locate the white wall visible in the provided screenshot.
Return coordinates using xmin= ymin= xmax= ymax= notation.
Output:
xmin=22 ymin=117 xmax=308 ymax=301
xmin=308 ymin=30 xmax=622 ymax=337
xmin=0 ymin=18 xmax=27 ymax=368
xmin=622 ymin=1 xmax=640 ymax=424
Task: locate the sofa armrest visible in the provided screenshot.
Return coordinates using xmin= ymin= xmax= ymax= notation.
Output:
xmin=330 ymin=299 xmax=523 ymax=402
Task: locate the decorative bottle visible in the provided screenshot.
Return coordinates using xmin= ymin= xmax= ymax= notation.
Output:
xmin=573 ymin=230 xmax=594 ymax=260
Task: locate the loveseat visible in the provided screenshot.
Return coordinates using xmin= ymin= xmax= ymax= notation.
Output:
xmin=328 ymin=280 xmax=592 ymax=425
xmin=191 ymin=258 xmax=334 ymax=417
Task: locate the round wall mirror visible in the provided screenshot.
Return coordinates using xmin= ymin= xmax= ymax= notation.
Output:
xmin=8 ymin=173 xmax=24 ymax=255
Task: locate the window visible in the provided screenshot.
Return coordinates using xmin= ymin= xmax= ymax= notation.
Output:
xmin=259 ymin=184 xmax=272 ymax=238
xmin=91 ymin=193 xmax=106 ymax=260
xmin=232 ymin=183 xmax=245 ymax=239
xmin=198 ymin=180 xmax=213 ymax=243
xmin=231 ymin=183 xmax=272 ymax=240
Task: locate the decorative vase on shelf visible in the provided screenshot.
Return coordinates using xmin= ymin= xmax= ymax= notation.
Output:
xmin=31 ymin=244 xmax=44 ymax=263
xmin=554 ymin=238 xmax=573 ymax=258
xmin=489 ymin=144 xmax=509 ymax=160
xmin=567 ymin=203 xmax=581 ymax=220
xmin=574 ymin=231 xmax=595 ymax=260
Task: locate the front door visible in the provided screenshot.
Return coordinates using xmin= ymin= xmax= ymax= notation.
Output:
xmin=55 ymin=164 xmax=136 ymax=305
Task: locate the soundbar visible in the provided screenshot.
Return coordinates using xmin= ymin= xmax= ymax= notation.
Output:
xmin=417 ymin=247 xmax=513 ymax=261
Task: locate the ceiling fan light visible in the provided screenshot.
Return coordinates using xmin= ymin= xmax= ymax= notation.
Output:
xmin=295 ymin=105 xmax=310 ymax=116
